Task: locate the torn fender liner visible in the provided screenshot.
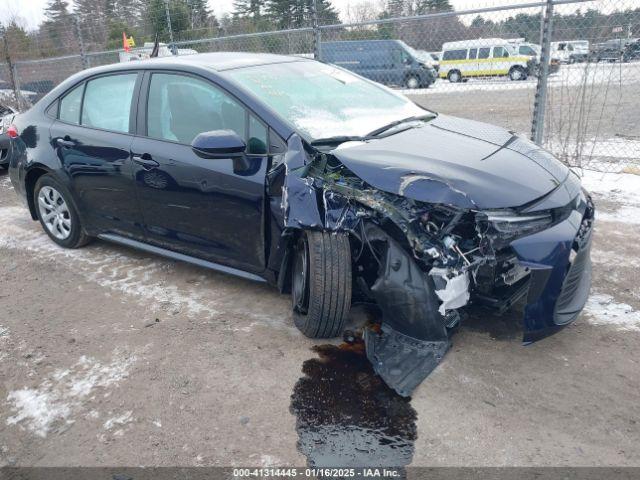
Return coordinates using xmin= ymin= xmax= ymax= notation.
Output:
xmin=365 ymin=226 xmax=451 ymax=396
xmin=364 ymin=325 xmax=449 ymax=398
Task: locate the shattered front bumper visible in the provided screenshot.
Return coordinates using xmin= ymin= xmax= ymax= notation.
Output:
xmin=511 ymin=199 xmax=594 ymax=343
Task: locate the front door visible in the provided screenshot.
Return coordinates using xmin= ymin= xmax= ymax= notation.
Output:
xmin=49 ymin=72 xmax=144 ymax=239
xmin=130 ymin=72 xmax=269 ymax=273
xmin=490 ymin=46 xmax=510 ymax=76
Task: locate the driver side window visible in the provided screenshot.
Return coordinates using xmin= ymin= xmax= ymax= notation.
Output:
xmin=146 ymin=73 xmax=267 ymax=154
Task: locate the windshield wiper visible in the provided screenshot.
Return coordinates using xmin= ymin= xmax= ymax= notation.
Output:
xmin=310 ymin=135 xmax=366 ymax=146
xmin=310 ymin=113 xmax=437 ymax=147
xmin=365 ymin=113 xmax=437 ymax=138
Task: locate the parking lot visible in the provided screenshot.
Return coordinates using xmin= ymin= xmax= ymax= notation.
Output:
xmin=1 ymin=161 xmax=639 ymax=466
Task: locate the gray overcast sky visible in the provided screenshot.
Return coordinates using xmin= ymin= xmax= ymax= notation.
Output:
xmin=1 ymin=0 xmax=596 ymax=30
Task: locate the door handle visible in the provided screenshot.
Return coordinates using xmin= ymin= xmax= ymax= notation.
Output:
xmin=132 ymin=154 xmax=159 ymax=170
xmin=56 ymin=138 xmax=76 ymax=148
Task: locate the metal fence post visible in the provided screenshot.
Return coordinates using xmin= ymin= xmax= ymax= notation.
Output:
xmin=312 ymin=0 xmax=322 ymax=60
xmin=73 ymin=15 xmax=89 ymax=69
xmin=1 ymin=26 xmax=23 ymax=110
xmin=164 ymin=0 xmax=176 ymax=55
xmin=530 ymin=0 xmax=554 ymax=145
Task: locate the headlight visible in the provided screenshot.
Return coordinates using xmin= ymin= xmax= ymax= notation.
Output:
xmin=483 ymin=210 xmax=554 ymax=237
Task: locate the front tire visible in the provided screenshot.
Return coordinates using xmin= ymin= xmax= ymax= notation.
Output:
xmin=292 ymin=231 xmax=352 ymax=338
xmin=34 ymin=174 xmax=90 ymax=249
xmin=447 ymin=70 xmax=462 ymax=83
xmin=405 ymin=75 xmax=420 ymax=89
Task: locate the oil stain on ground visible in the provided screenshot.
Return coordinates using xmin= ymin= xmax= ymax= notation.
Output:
xmin=290 ymin=341 xmax=417 ymax=468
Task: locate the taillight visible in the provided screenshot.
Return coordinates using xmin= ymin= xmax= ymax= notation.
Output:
xmin=7 ymin=125 xmax=18 ymax=139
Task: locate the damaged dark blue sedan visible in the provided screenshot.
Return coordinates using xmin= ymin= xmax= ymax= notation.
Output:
xmin=5 ymin=53 xmax=594 ymax=396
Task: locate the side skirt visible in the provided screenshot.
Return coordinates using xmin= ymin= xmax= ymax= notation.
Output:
xmin=97 ymin=233 xmax=267 ymax=283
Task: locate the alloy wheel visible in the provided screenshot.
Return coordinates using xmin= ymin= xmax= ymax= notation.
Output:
xmin=38 ymin=186 xmax=72 ymax=240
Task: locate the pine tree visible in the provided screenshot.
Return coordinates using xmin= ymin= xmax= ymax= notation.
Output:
xmin=233 ymin=0 xmax=263 ymax=21
xmin=44 ymin=0 xmax=71 ymax=23
xmin=265 ymin=0 xmax=339 ymax=29
xmin=43 ymin=0 xmax=76 ymax=54
xmin=186 ymin=0 xmax=212 ymax=30
xmin=75 ymin=0 xmax=109 ymax=49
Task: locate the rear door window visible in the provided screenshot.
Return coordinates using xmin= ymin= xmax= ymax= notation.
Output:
xmin=58 ymin=83 xmax=84 ymax=125
xmin=81 ymin=74 xmax=137 ymax=133
xmin=469 ymin=48 xmax=478 ymax=59
xmin=478 ymin=48 xmax=490 ymax=59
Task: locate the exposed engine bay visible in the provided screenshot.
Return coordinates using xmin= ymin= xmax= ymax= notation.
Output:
xmin=279 ymin=132 xmax=594 ymax=396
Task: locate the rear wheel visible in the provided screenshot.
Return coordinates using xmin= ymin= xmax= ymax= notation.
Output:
xmin=34 ymin=174 xmax=90 ymax=249
xmin=509 ymin=66 xmax=527 ymax=81
xmin=292 ymin=231 xmax=352 ymax=339
xmin=447 ymin=70 xmax=462 ymax=83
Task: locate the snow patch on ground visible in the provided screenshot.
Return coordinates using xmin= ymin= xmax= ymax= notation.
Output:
xmin=5 ymin=349 xmax=138 ymax=437
xmin=584 ymin=293 xmax=640 ymax=332
xmin=578 ymin=169 xmax=640 ymax=224
xmin=103 ymin=411 xmax=133 ymax=430
xmin=0 ymin=176 xmax=11 ymax=190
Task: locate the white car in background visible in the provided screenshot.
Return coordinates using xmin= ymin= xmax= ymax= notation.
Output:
xmin=551 ymin=40 xmax=590 ymax=63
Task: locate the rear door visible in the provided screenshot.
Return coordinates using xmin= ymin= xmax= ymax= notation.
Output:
xmin=467 ymin=48 xmax=478 ymax=76
xmin=477 ymin=47 xmax=491 ymax=76
xmin=49 ymin=72 xmax=144 ymax=239
xmin=130 ymin=71 xmax=270 ymax=273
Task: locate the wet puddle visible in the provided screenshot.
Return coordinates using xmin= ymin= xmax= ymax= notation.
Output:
xmin=290 ymin=340 xmax=417 ymax=468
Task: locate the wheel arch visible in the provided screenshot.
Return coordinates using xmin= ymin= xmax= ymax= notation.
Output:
xmin=25 ymin=165 xmax=53 ymax=220
xmin=25 ymin=166 xmax=85 ymax=226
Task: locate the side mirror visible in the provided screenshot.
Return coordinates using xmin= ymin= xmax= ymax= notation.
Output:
xmin=191 ymin=129 xmax=246 ymax=159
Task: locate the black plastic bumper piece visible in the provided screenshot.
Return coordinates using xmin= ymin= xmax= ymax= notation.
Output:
xmin=364 ymin=324 xmax=450 ymax=397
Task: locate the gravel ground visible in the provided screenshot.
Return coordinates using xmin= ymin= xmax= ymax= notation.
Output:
xmin=0 ymin=164 xmax=639 ymax=467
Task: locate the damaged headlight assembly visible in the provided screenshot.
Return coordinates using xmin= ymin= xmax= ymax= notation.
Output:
xmin=482 ymin=210 xmax=554 ymax=237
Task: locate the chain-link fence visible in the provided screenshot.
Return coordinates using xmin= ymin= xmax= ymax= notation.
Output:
xmin=1 ymin=0 xmax=639 ymax=173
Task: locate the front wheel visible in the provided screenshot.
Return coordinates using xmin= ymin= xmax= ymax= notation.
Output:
xmin=34 ymin=174 xmax=90 ymax=249
xmin=292 ymin=231 xmax=352 ymax=338
xmin=405 ymin=75 xmax=420 ymax=89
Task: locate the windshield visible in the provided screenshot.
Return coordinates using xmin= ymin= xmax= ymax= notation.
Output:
xmin=226 ymin=60 xmax=428 ymax=140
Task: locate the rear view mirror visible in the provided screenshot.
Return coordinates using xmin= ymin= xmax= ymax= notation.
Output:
xmin=191 ymin=129 xmax=246 ymax=158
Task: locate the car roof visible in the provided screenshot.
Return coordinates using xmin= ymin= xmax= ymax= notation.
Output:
xmin=85 ymin=52 xmax=309 ymax=76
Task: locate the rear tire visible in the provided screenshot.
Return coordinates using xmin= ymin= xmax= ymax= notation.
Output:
xmin=34 ymin=174 xmax=91 ymax=249
xmin=447 ymin=70 xmax=462 ymax=83
xmin=292 ymin=231 xmax=352 ymax=339
xmin=509 ymin=66 xmax=527 ymax=81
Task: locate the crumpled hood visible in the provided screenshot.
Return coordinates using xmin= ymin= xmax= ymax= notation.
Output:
xmin=331 ymin=114 xmax=570 ymax=210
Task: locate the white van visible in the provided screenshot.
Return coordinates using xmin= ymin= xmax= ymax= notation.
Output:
xmin=439 ymin=38 xmax=532 ymax=82
xmin=550 ymin=40 xmax=589 ymax=63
